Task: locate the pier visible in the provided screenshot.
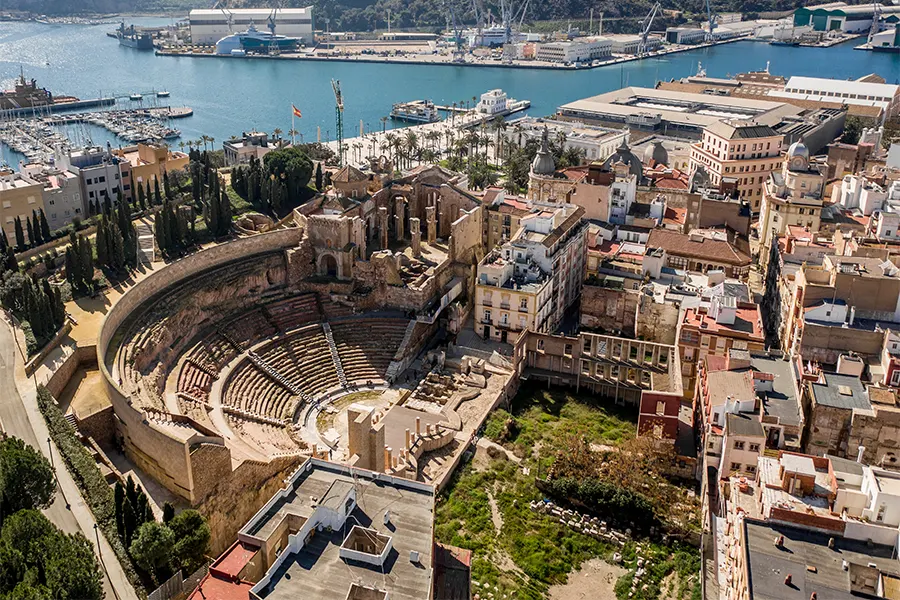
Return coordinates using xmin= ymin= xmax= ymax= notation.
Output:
xmin=0 ymin=97 xmax=115 ymax=119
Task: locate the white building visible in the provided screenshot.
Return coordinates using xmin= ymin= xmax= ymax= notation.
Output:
xmin=504 ymin=117 xmax=628 ymax=162
xmin=477 ymin=90 xmax=510 ymax=116
xmin=223 ymin=131 xmax=278 ymax=167
xmin=535 ymin=37 xmax=612 ymax=63
xmin=607 ymin=34 xmax=662 ymax=54
xmin=188 ymin=7 xmax=314 ymax=45
xmin=832 ymin=174 xmax=900 ymax=216
xmin=19 ymin=164 xmax=85 ymax=232
xmin=770 ymin=76 xmax=900 ymax=118
xmin=665 ymin=27 xmax=707 ymax=44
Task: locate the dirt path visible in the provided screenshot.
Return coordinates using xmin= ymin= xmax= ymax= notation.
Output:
xmin=488 ymin=489 xmax=503 ymax=534
xmin=548 ymin=559 xmax=626 ymax=600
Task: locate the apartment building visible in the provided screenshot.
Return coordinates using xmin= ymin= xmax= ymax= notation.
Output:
xmin=475 ymin=203 xmax=586 ymax=343
xmin=113 ymin=142 xmax=189 ymax=190
xmin=688 ymin=120 xmax=784 ymax=211
xmin=758 ymin=140 xmax=827 ymax=261
xmin=0 ymin=171 xmax=44 ymax=244
xmin=678 ymin=295 xmax=766 ymax=394
xmin=57 ymin=146 xmax=133 ymax=207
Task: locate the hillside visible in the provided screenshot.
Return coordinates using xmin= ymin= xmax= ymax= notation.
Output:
xmin=7 ymin=0 xmax=809 ymax=30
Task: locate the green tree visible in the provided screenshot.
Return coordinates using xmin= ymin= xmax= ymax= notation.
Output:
xmin=154 ymin=178 xmax=162 ymax=206
xmin=315 ymin=162 xmax=323 ymax=191
xmin=262 ymin=146 xmax=313 ymax=207
xmin=161 ymin=502 xmax=175 ymax=524
xmin=163 ymin=170 xmax=172 ymax=201
xmin=0 ymin=437 xmax=54 ymax=513
xmin=38 ymin=209 xmax=51 ymax=242
xmin=137 ymin=181 xmax=146 ymax=212
xmin=45 ymin=532 xmax=103 ymax=600
xmin=129 ymin=521 xmax=174 ymax=577
xmin=13 ymin=217 xmax=25 ymax=251
xmin=169 ymin=509 xmax=211 ymax=571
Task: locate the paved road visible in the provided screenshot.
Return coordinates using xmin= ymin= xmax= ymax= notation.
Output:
xmin=0 ymin=319 xmax=139 ymax=600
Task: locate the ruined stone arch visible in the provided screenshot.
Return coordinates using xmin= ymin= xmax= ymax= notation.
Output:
xmin=319 ymin=253 xmax=339 ymax=278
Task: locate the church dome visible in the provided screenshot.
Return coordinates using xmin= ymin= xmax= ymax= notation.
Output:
xmin=531 ymin=126 xmax=556 ymax=175
xmin=602 ymin=139 xmax=643 ymax=178
xmin=643 ymin=139 xmax=668 ymax=166
xmin=787 ymin=139 xmax=810 ymax=171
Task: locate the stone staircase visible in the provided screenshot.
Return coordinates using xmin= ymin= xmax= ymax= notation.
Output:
xmin=64 ymin=413 xmax=77 ymax=430
xmin=136 ymin=219 xmax=155 ymax=265
xmin=220 ymin=329 xmax=314 ymax=404
xmin=322 ymin=323 xmax=348 ymax=388
xmin=386 ymin=320 xmax=418 ymax=382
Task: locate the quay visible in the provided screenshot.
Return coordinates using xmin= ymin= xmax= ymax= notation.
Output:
xmin=154 ymin=36 xmax=747 ymax=71
xmin=0 ymin=97 xmax=115 ymax=119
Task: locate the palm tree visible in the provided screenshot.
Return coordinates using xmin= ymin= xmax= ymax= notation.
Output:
xmin=404 ymin=131 xmax=419 ymax=167
xmin=380 ymin=116 xmax=388 ymax=133
xmin=288 ymin=128 xmax=299 ymax=144
xmin=273 ymin=127 xmax=283 ymax=141
xmin=384 ymin=133 xmax=398 ymax=164
xmin=178 ymin=141 xmax=185 ymax=152
xmin=492 ymin=116 xmax=506 ymax=163
xmin=209 ymin=136 xmax=215 ymax=151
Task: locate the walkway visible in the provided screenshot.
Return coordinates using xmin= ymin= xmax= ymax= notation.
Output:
xmin=0 ymin=318 xmax=139 ymax=600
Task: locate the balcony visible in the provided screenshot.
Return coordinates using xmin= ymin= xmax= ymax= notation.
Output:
xmin=482 ymin=300 xmax=493 ymax=307
xmin=518 ymin=305 xmax=529 ymax=313
xmin=500 ymin=303 xmax=511 ymax=310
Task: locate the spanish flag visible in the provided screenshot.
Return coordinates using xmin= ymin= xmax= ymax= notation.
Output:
xmin=292 ymin=104 xmax=302 ymax=118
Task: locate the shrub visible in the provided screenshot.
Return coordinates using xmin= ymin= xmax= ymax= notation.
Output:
xmin=544 ymin=476 xmax=660 ymax=533
xmin=20 ymin=321 xmax=37 ymax=356
xmin=36 ymin=385 xmax=146 ymax=595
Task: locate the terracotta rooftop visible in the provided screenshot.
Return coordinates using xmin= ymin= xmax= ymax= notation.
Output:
xmin=647 ymin=229 xmax=751 ymax=266
xmin=682 ymin=305 xmax=764 ymax=340
xmin=188 ymin=574 xmax=254 ymax=600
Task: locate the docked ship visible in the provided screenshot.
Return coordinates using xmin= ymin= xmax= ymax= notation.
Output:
xmin=214 ymin=23 xmax=300 ymax=55
xmin=0 ymin=69 xmax=60 ymax=111
xmin=117 ymin=22 xmax=154 ymax=50
xmin=390 ymin=100 xmax=441 ymax=123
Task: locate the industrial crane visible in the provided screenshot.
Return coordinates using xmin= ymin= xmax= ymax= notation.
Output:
xmin=445 ymin=1 xmax=466 ymax=62
xmin=638 ymin=2 xmax=661 ymax=56
xmin=705 ymin=0 xmax=717 ymax=43
xmin=332 ymin=79 xmax=345 ymax=166
xmin=212 ymin=0 xmax=234 ymax=32
xmin=868 ymin=0 xmax=882 ymax=45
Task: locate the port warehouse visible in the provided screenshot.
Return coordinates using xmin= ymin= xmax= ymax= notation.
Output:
xmin=188 ymin=8 xmax=314 ymax=45
xmin=792 ymin=2 xmax=900 ymax=33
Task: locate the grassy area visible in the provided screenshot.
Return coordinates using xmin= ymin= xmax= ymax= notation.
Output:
xmin=224 ymin=185 xmax=255 ymax=216
xmin=435 ymin=383 xmax=700 ymax=600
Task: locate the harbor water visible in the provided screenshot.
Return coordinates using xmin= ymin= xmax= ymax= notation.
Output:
xmin=3 ymin=17 xmax=900 ymax=166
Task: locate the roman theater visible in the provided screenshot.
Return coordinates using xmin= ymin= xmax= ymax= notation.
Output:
xmin=96 ymin=166 xmax=518 ymax=551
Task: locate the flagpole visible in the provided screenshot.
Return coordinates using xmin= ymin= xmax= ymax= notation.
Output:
xmin=292 ymin=110 xmax=296 ymax=146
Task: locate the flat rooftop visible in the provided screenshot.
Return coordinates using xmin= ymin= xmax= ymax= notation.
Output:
xmin=744 ymin=519 xmax=900 ymax=600
xmin=810 ymin=373 xmax=870 ymax=411
xmin=558 ymin=87 xmax=802 ymax=131
xmin=751 ymin=355 xmax=802 ymax=428
xmin=249 ymin=461 xmax=435 ymax=600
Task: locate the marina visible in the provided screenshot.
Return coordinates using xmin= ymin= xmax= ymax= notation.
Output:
xmin=0 ymin=106 xmax=191 ymax=163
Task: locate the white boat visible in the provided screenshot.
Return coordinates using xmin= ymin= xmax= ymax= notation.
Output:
xmin=390 ymin=100 xmax=441 ymax=123
xmin=156 ymin=90 xmax=170 ymax=98
xmin=129 ymin=93 xmax=143 ymax=101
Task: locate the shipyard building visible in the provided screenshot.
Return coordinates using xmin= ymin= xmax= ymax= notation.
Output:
xmin=189 ymin=7 xmax=314 ymax=45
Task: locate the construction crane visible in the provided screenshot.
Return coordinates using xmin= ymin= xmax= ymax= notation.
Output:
xmin=331 ymin=79 xmax=344 ymax=166
xmin=704 ymin=0 xmax=717 ymax=43
xmin=211 ymin=0 xmax=234 ymax=32
xmin=638 ymin=2 xmax=661 ymax=56
xmin=267 ymin=6 xmax=279 ymax=55
xmin=445 ymin=1 xmax=466 ymax=62
xmin=868 ymin=0 xmax=882 ymax=45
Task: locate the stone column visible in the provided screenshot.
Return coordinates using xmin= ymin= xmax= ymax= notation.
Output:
xmin=394 ymin=197 xmax=406 ymax=239
xmin=425 ymin=206 xmax=437 ymax=244
xmin=378 ymin=206 xmax=389 ymax=250
xmin=410 ymin=217 xmax=421 ymax=257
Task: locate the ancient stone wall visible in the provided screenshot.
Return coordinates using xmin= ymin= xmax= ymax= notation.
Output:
xmin=76 ymin=406 xmax=115 ymax=446
xmin=848 ymin=407 xmax=900 ymax=468
xmin=45 ymin=345 xmax=96 ymax=399
xmin=799 ymin=324 xmax=884 ymax=365
xmin=97 ymin=229 xmax=304 ymax=505
xmin=635 ymin=297 xmax=679 ymax=345
xmin=580 ymin=285 xmax=638 ymax=336
xmin=448 ymin=206 xmax=485 ymax=266
xmin=188 ymin=442 xmax=235 ymax=505
xmin=197 ymin=455 xmax=303 ymax=556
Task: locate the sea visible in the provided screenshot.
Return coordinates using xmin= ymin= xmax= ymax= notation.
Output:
xmin=2 ymin=17 xmax=900 ymax=167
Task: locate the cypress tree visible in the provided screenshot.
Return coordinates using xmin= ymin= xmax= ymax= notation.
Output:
xmin=220 ymin=185 xmax=232 ymax=234
xmin=205 ymin=188 xmax=220 ymax=237
xmin=31 ymin=210 xmax=42 ymax=246
xmin=114 ymin=482 xmax=126 ymax=538
xmin=315 ymin=162 xmax=323 ymax=191
xmin=154 ymin=209 xmax=167 ymax=256
xmin=39 ymin=209 xmax=51 ymax=241
xmin=110 ymin=221 xmax=126 ymax=272
xmin=103 ymin=193 xmax=112 ymax=217
xmin=0 ymin=226 xmax=8 ymax=251
xmin=96 ymin=218 xmax=109 ymax=269
xmin=14 ymin=217 xmax=25 ymax=250
xmin=26 ymin=217 xmax=35 ymax=249
xmin=78 ymin=235 xmax=93 ymax=288
xmin=137 ymin=181 xmax=146 ymax=211
xmin=163 ymin=170 xmax=172 ymax=201
xmin=51 ymin=286 xmax=65 ymax=328
xmin=145 ymin=180 xmax=153 ymax=208
xmin=154 ymin=177 xmax=162 ymax=206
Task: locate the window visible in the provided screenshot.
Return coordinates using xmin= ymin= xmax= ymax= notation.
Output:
xmin=483 ymin=309 xmax=491 ymax=322
xmin=564 ymin=344 xmax=573 ymax=356
xmin=746 ymin=465 xmax=757 ymax=476
xmin=1 ymin=202 xmax=9 ymax=209
xmin=537 ymin=339 xmax=544 ymax=350
xmin=749 ymin=443 xmax=760 ymax=452
xmin=98 ymin=176 xmax=105 ymax=183
xmin=733 ymin=441 xmax=745 ymax=450
xmin=730 ymin=462 xmax=741 ymax=471
xmin=656 ymin=401 xmax=666 ymax=415
xmin=701 ymin=335 xmax=710 ymax=348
